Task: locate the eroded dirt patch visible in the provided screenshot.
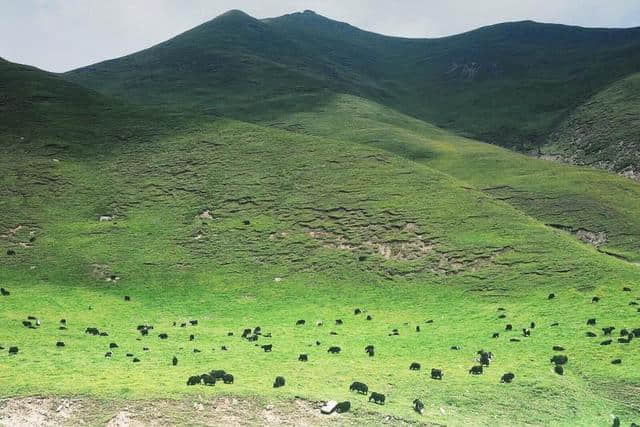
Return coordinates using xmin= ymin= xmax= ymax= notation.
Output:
xmin=0 ymin=397 xmax=428 ymax=426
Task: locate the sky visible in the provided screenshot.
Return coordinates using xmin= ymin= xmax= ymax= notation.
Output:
xmin=2 ymin=0 xmax=640 ymax=73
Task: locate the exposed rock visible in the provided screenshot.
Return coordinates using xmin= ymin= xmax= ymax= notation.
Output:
xmin=320 ymin=400 xmax=337 ymax=414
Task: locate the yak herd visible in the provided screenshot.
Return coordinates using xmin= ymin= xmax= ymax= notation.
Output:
xmin=1 ymin=286 xmax=639 ymax=423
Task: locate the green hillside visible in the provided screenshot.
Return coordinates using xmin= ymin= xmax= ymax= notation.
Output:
xmin=64 ymin=10 xmax=640 ymax=151
xmin=544 ymin=72 xmax=640 ymax=176
xmin=266 ymin=93 xmax=640 ymax=262
xmin=2 ymin=56 xmax=640 ymax=425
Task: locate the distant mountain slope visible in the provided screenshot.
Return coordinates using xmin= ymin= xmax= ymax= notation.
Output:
xmin=0 ymin=58 xmax=169 ymax=152
xmin=63 ymin=10 xmax=640 ymax=151
xmin=544 ymin=72 xmax=640 ymax=177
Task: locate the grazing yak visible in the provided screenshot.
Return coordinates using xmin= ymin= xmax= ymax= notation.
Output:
xmin=109 ymin=343 xmax=118 ymax=349
xmin=223 ymin=373 xmax=234 ymax=384
xmin=553 ymin=346 xmax=565 ymax=351
xmin=492 ymin=332 xmax=500 ymax=338
xmin=431 ymin=368 xmax=444 ymax=380
xmin=365 ymin=345 xmax=375 ymax=357
xmin=551 ymin=355 xmax=568 ymax=365
xmin=478 ymin=351 xmax=493 ymax=366
xmin=510 ymin=338 xmax=521 ymax=342
xmin=410 ymin=362 xmax=421 ymax=371
xmin=336 ymin=401 xmax=350 ymax=413
xmin=261 ymin=344 xmax=273 ymax=352
xmin=586 ymin=332 xmax=597 ymax=337
xmin=354 ymin=308 xmax=362 ymax=315
xmin=587 ymin=318 xmax=597 ymax=326
xmin=56 ymin=342 xmax=65 ymax=347
xmin=9 ymin=346 xmax=19 ymax=355
xmin=273 ymin=376 xmax=285 ymax=388
xmin=172 ymin=356 xmax=178 ymax=366
xmin=602 ymin=326 xmax=616 ymax=335
xmin=611 ymin=359 xmax=622 ymax=365
xmin=369 ymin=392 xmax=385 ymax=405
xmin=366 ymin=315 xmax=373 ymax=321
xmin=350 ymin=381 xmax=368 ymax=394
xmin=602 ymin=326 xmax=615 ymax=335
xmin=554 ymin=365 xmax=564 ymax=375
xmin=548 ymin=293 xmax=555 ymax=300
xmin=211 ymin=370 xmax=226 ymax=380
xmin=296 ymin=319 xmax=305 ymax=326
xmin=0 ymin=287 xmax=9 ymax=296
xmin=201 ymin=374 xmax=215 ymax=386
xmin=451 ymin=345 xmax=461 ymax=350
xmin=469 ymin=365 xmax=483 ymax=375
xmin=592 ymin=296 xmax=600 ymax=303
xmin=501 ymin=373 xmax=515 ymax=383
xmin=105 ymin=351 xmax=113 ymax=358
xmin=189 ymin=335 xmax=194 ymax=341
xmin=413 ymin=399 xmax=425 ymax=414
xmin=327 ymin=346 xmax=341 ymax=354
xmin=190 ymin=320 xmax=198 ymax=326
xmin=298 ymin=354 xmax=308 ymax=362
xmin=242 ymin=328 xmax=252 ymax=338
xmin=601 ymin=339 xmax=613 ymax=346
xmin=158 ymin=333 xmax=168 ymax=339
xmin=335 ymin=319 xmax=343 ymax=325
xmin=187 ymin=375 xmax=201 ymax=386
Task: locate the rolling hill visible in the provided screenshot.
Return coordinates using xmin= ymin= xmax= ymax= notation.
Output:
xmin=544 ymin=72 xmax=640 ymax=177
xmin=64 ymin=10 xmax=640 ymax=152
xmin=2 ymin=10 xmax=640 ymax=426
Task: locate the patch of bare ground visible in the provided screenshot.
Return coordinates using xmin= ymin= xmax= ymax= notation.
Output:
xmin=0 ymin=397 xmax=431 ymax=426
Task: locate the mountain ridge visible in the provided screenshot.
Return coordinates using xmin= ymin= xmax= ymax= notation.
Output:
xmin=63 ymin=9 xmax=640 ymax=158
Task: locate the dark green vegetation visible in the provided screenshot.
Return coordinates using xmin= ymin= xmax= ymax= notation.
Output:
xmin=65 ymin=10 xmax=640 ymax=152
xmin=545 ymin=72 xmax=640 ymax=175
xmin=2 ymin=10 xmax=640 ymax=426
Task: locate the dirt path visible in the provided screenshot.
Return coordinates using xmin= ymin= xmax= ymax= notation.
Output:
xmin=0 ymin=397 xmax=427 ymax=426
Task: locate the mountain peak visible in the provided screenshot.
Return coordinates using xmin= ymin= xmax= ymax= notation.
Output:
xmin=219 ymin=9 xmax=252 ymax=19
xmin=207 ymin=9 xmax=258 ymax=26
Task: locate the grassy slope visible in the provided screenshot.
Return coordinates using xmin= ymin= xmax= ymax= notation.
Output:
xmin=265 ymin=93 xmax=640 ymax=263
xmin=2 ymin=60 xmax=640 ymax=425
xmin=63 ymin=11 xmax=640 ymax=151
xmin=544 ymin=72 xmax=640 ymax=174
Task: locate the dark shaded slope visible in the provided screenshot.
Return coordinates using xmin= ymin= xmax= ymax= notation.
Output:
xmin=64 ymin=11 xmax=640 ymax=150
xmin=544 ymin=72 xmax=640 ymax=177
